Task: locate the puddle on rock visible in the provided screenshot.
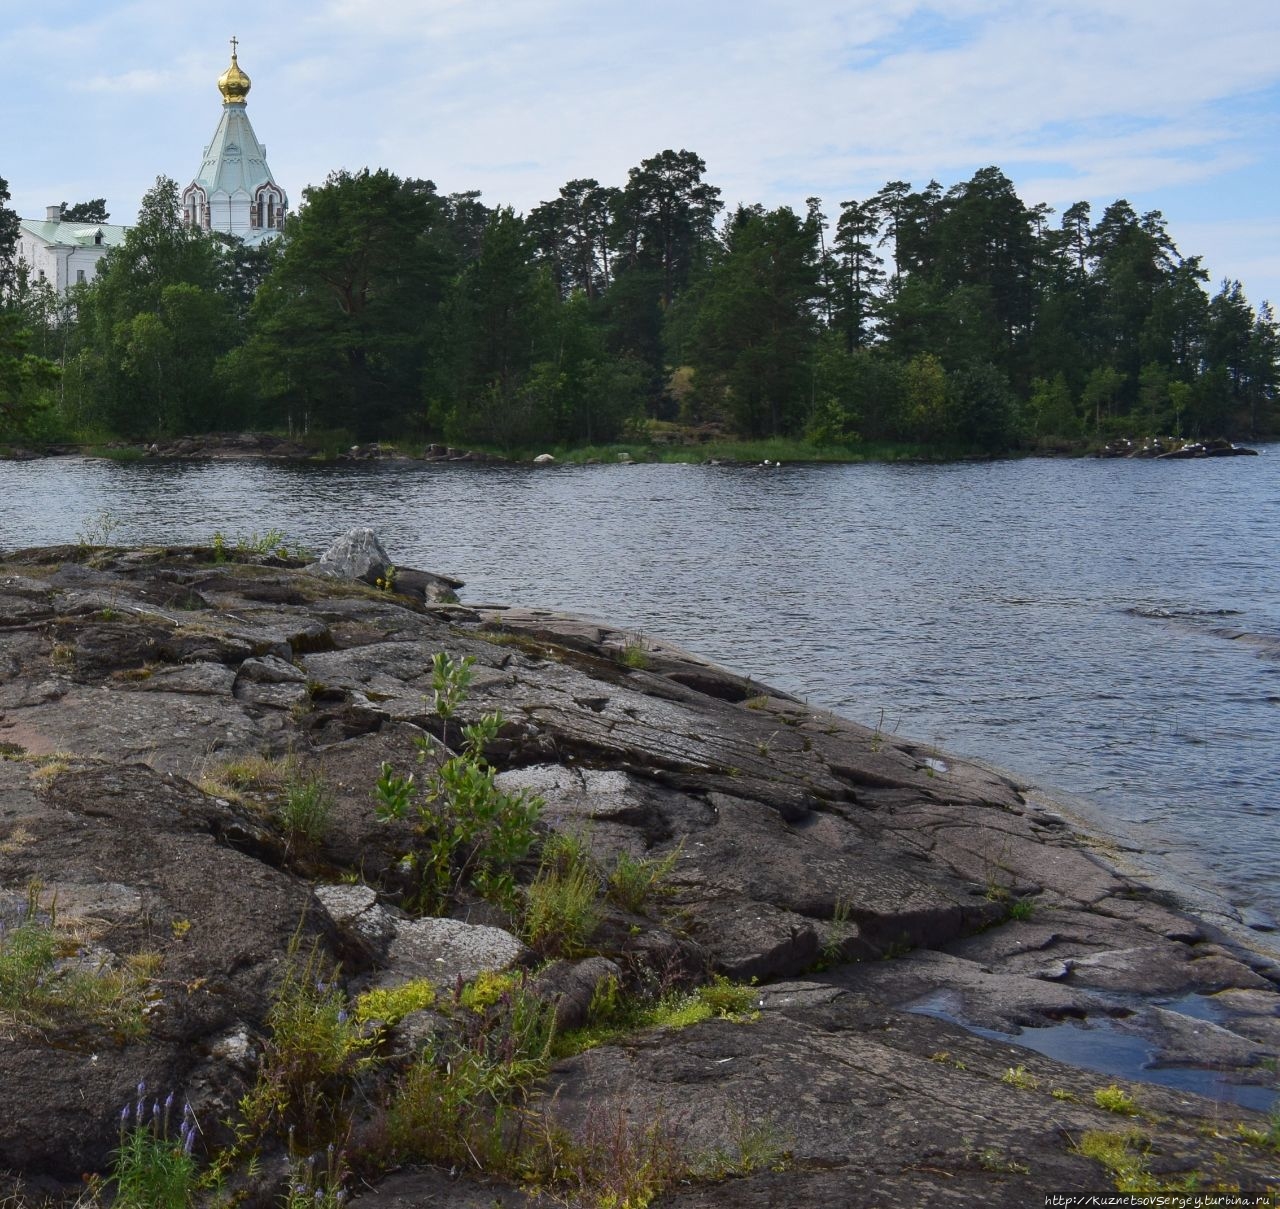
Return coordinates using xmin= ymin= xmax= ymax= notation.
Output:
xmin=908 ymin=990 xmax=1277 ymax=1113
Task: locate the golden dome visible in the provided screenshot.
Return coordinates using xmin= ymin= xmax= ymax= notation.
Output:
xmin=217 ymin=40 xmax=251 ymax=104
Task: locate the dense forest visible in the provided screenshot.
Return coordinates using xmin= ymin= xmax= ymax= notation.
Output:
xmin=2 ymin=154 xmax=1277 ymax=454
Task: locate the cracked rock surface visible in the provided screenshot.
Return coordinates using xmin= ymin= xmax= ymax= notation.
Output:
xmin=0 ymin=544 xmax=1276 ymax=1205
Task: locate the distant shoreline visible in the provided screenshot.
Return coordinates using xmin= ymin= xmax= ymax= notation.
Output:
xmin=0 ymin=431 xmax=1267 ymax=467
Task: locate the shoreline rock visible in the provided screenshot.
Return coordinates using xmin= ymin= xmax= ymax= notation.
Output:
xmin=0 ymin=537 xmax=1276 ymax=1204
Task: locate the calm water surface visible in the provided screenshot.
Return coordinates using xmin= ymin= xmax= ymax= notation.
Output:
xmin=3 ymin=452 xmax=1277 ymax=925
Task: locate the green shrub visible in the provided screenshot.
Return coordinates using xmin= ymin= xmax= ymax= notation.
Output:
xmin=605 ymin=845 xmax=681 ymax=914
xmin=239 ymin=941 xmax=371 ymax=1146
xmin=276 ymin=774 xmax=333 ymax=845
xmin=110 ymin=1093 xmax=199 ymax=1209
xmin=375 ymin=653 xmax=542 ymax=914
xmin=524 ymin=853 xmax=602 ymax=957
xmin=1094 ymin=1084 xmax=1140 ymax=1116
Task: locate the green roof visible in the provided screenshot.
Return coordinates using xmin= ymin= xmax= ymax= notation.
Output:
xmin=19 ymin=219 xmax=130 ymax=248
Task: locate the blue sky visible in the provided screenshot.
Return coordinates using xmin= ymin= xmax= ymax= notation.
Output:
xmin=5 ymin=0 xmax=1279 ymax=306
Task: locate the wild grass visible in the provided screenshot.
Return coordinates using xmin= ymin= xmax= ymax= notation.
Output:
xmin=0 ymin=887 xmax=151 ymax=1039
xmin=238 ymin=940 xmax=372 ymax=1147
xmin=617 ymin=636 xmax=651 ymax=670
xmin=275 ymin=774 xmax=333 ymax=846
xmin=553 ymin=974 xmax=760 ymax=1059
xmin=605 ymin=845 xmax=681 ymax=915
xmin=523 ymin=846 xmax=603 ymax=958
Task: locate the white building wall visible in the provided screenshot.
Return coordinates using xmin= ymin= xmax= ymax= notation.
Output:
xmin=16 ymin=230 xmax=114 ymax=294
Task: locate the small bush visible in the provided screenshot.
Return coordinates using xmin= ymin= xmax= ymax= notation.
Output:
xmin=110 ymin=1090 xmax=198 ymax=1209
xmin=605 ymin=845 xmax=681 ymax=914
xmin=375 ymin=653 xmax=542 ymax=914
xmin=276 ymin=774 xmax=333 ymax=845
xmin=524 ymin=840 xmax=602 ymax=957
xmin=240 ymin=941 xmax=371 ymax=1146
xmin=1094 ymin=1084 xmax=1140 ymax=1116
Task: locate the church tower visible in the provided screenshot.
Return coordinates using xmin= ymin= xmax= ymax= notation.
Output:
xmin=182 ymin=40 xmax=288 ymax=244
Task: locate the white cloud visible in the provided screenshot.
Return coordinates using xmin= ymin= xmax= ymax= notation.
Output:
xmin=6 ymin=0 xmax=1280 ymax=299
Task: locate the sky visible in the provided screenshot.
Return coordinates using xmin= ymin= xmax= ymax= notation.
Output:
xmin=4 ymin=0 xmax=1279 ymax=305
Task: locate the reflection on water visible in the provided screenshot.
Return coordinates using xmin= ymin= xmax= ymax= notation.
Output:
xmin=3 ymin=451 xmax=1278 ymax=920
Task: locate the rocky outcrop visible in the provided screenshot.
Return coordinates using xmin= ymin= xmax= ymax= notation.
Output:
xmin=1099 ymin=436 xmax=1260 ymax=458
xmin=0 ymin=540 xmax=1276 ymax=1205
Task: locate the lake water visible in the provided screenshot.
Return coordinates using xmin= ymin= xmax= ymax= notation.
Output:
xmin=3 ymin=451 xmax=1278 ymax=930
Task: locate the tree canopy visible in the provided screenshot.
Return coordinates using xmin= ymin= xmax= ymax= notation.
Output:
xmin=3 ymin=155 xmax=1276 ymax=452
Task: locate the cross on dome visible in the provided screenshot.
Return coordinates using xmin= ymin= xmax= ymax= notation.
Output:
xmin=217 ymin=38 xmax=252 ymax=104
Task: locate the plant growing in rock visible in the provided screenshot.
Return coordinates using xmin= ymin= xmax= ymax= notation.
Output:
xmin=0 ymin=884 xmax=150 ymax=1038
xmin=239 ymin=941 xmax=372 ymax=1147
xmin=384 ymin=973 xmax=555 ymax=1172
xmin=605 ymin=843 xmax=682 ymax=915
xmin=375 ymin=652 xmax=542 ymax=913
xmin=523 ymin=834 xmax=603 ymax=956
xmin=618 ymin=634 xmax=651 ymax=670
xmin=282 ymin=1144 xmax=348 ymax=1208
xmin=1094 ymin=1084 xmax=1140 ymax=1116
xmin=109 ymin=1087 xmax=199 ymax=1209
xmin=276 ymin=773 xmax=333 ymax=846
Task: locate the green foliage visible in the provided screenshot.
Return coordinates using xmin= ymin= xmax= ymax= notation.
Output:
xmin=692 ymin=1111 xmax=794 ymax=1179
xmin=1075 ymin=1129 xmax=1198 ymax=1196
xmin=110 ymin=1124 xmax=198 ymax=1209
xmin=275 ymin=774 xmax=333 ymax=846
xmin=690 ymin=204 xmax=822 ymax=437
xmin=1235 ymin=1106 xmax=1280 ymax=1152
xmin=19 ymin=156 xmax=1280 ymax=450
xmin=618 ymin=638 xmax=650 ymax=670
xmin=605 ymin=845 xmax=681 ymax=914
xmin=818 ymin=896 xmax=855 ymax=965
xmin=1001 ymin=1064 xmax=1038 ymax=1090
xmin=386 ymin=974 xmax=555 ymax=1170
xmin=0 ymin=313 xmax=60 ymax=440
xmin=1094 ymin=1084 xmax=1140 ymax=1116
xmin=353 ymin=977 xmax=436 ymax=1026
xmin=375 ymin=652 xmax=542 ymax=913
xmin=555 ymin=973 xmax=760 ymax=1058
xmin=429 ymin=650 xmax=471 ymax=729
xmin=523 ymin=841 xmax=603 ymax=957
xmin=240 ymin=940 xmax=372 ymax=1145
xmin=0 ymin=886 xmax=150 ymax=1038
